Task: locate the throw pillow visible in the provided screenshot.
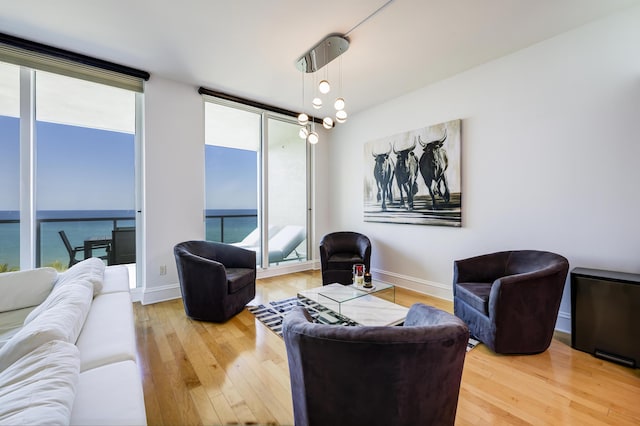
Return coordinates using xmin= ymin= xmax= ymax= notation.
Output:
xmin=0 ymin=267 xmax=57 ymax=313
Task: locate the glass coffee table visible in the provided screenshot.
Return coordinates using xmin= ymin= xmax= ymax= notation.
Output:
xmin=297 ymin=282 xmax=408 ymax=327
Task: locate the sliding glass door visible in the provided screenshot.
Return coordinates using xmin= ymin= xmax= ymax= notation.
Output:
xmin=204 ymin=99 xmax=309 ymax=268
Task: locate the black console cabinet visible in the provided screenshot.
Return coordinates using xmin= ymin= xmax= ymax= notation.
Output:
xmin=571 ymin=267 xmax=640 ymax=368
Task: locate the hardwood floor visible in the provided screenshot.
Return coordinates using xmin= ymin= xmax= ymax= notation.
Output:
xmin=134 ymin=270 xmax=640 ymax=425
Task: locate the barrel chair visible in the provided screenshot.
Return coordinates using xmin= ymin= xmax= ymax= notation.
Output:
xmin=319 ymin=231 xmax=371 ymax=285
xmin=453 ymin=250 xmax=569 ymax=354
xmin=282 ymin=303 xmax=469 ymax=426
xmin=174 ymin=240 xmax=256 ymax=322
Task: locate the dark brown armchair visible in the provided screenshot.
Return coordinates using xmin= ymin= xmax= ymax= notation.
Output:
xmin=319 ymin=231 xmax=371 ymax=285
xmin=282 ymin=303 xmax=469 ymax=426
xmin=174 ymin=241 xmax=256 ymax=322
xmin=453 ymin=250 xmax=569 ymax=354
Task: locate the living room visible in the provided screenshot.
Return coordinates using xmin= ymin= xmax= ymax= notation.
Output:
xmin=1 ymin=1 xmax=640 ymax=424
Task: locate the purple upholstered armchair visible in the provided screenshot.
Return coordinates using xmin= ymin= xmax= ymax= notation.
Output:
xmin=282 ymin=303 xmax=469 ymax=426
xmin=174 ymin=241 xmax=256 ymax=322
xmin=319 ymin=231 xmax=371 ymax=285
xmin=453 ymin=250 xmax=569 ymax=354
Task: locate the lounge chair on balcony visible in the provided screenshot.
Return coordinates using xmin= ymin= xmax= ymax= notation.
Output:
xmin=238 ymin=225 xmax=306 ymax=264
xmin=231 ymin=225 xmax=280 ymax=249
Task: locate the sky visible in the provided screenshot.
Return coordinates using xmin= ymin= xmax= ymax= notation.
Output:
xmin=205 ymin=145 xmax=257 ymax=210
xmin=0 ymin=115 xmax=135 ymax=211
xmin=1 ymin=115 xmax=256 ymax=212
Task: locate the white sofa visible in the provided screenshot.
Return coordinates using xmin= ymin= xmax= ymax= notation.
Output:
xmin=0 ymin=258 xmax=146 ymax=425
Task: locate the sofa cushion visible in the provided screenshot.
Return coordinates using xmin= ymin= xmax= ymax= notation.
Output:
xmin=0 ymin=267 xmax=57 ymax=313
xmin=101 ymin=265 xmax=131 ymax=295
xmin=455 ymin=282 xmax=493 ymax=315
xmin=0 ymin=280 xmax=93 ymax=371
xmin=71 ymin=360 xmax=146 ymax=425
xmin=55 ymin=257 xmax=106 ymax=296
xmin=226 ymin=267 xmax=254 ymax=294
xmin=75 ymin=292 xmax=136 ymax=371
xmin=0 ymin=340 xmax=80 ymax=426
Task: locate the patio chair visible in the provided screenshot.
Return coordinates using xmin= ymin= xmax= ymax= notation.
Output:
xmin=59 ymin=230 xmax=109 ymax=268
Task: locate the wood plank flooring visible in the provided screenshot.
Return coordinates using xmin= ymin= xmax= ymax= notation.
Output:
xmin=134 ymin=270 xmax=640 ymax=425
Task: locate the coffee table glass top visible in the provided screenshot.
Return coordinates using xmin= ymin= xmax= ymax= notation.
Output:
xmin=297 ymin=282 xmax=407 ymax=327
xmin=317 ymin=281 xmax=394 ymax=304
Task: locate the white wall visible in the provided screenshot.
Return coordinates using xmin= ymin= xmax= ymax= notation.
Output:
xmin=326 ymin=6 xmax=640 ymax=332
xmin=141 ymin=76 xmax=204 ymax=304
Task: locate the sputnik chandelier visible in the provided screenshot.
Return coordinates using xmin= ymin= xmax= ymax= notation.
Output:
xmin=295 ymin=34 xmax=349 ymax=144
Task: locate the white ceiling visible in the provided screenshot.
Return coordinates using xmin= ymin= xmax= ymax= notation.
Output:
xmin=1 ymin=0 xmax=638 ymax=116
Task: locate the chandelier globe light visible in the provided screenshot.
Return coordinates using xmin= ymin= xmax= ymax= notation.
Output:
xmin=335 ymin=109 xmax=348 ymax=123
xmin=307 ymin=128 xmax=319 ymax=144
xmin=295 ymin=33 xmax=349 ymax=144
xmin=318 ymin=79 xmax=331 ymax=94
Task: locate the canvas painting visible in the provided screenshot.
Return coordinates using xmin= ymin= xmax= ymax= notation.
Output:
xmin=364 ymin=119 xmax=461 ymax=227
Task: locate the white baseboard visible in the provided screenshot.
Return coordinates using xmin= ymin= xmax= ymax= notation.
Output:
xmin=139 ymin=262 xmax=316 ymax=305
xmin=371 ymin=268 xmax=453 ymax=301
xmin=141 ymin=283 xmax=182 ymax=305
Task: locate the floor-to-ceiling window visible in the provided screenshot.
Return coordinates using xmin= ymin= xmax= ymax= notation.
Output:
xmin=0 ymin=36 xmax=147 ymax=287
xmin=204 ymin=98 xmax=309 ymax=268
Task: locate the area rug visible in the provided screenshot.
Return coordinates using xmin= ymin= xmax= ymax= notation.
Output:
xmin=248 ymin=296 xmax=480 ymax=352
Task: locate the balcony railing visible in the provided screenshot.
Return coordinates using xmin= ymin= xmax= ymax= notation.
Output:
xmin=205 ymin=212 xmax=257 ymax=243
xmin=1 ymin=211 xmax=256 ymax=271
xmin=0 ymin=212 xmax=134 ymax=271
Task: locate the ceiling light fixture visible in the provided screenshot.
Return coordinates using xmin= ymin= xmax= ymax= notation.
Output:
xmin=296 ymin=34 xmax=349 ymax=144
xmin=293 ymin=1 xmax=395 ymax=143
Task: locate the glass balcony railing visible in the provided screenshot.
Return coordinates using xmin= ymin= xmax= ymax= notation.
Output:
xmin=205 ymin=210 xmax=257 ymax=244
xmin=0 ymin=211 xmax=135 ymax=272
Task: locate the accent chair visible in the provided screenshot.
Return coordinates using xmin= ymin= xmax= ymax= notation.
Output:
xmin=174 ymin=240 xmax=256 ymax=322
xmin=453 ymin=249 xmax=569 ymax=354
xmin=282 ymin=303 xmax=469 ymax=426
xmin=319 ymin=231 xmax=371 ymax=285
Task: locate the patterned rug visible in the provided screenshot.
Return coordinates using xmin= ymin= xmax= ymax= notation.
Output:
xmin=248 ymin=296 xmax=480 ymax=352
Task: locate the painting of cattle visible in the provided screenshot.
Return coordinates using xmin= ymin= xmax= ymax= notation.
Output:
xmin=364 ymin=119 xmax=461 ymax=227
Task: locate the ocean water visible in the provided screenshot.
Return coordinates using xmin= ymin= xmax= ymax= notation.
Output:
xmin=0 ymin=209 xmax=256 ymax=271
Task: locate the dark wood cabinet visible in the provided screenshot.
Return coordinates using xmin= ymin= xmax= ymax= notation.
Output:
xmin=571 ymin=267 xmax=640 ymax=367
